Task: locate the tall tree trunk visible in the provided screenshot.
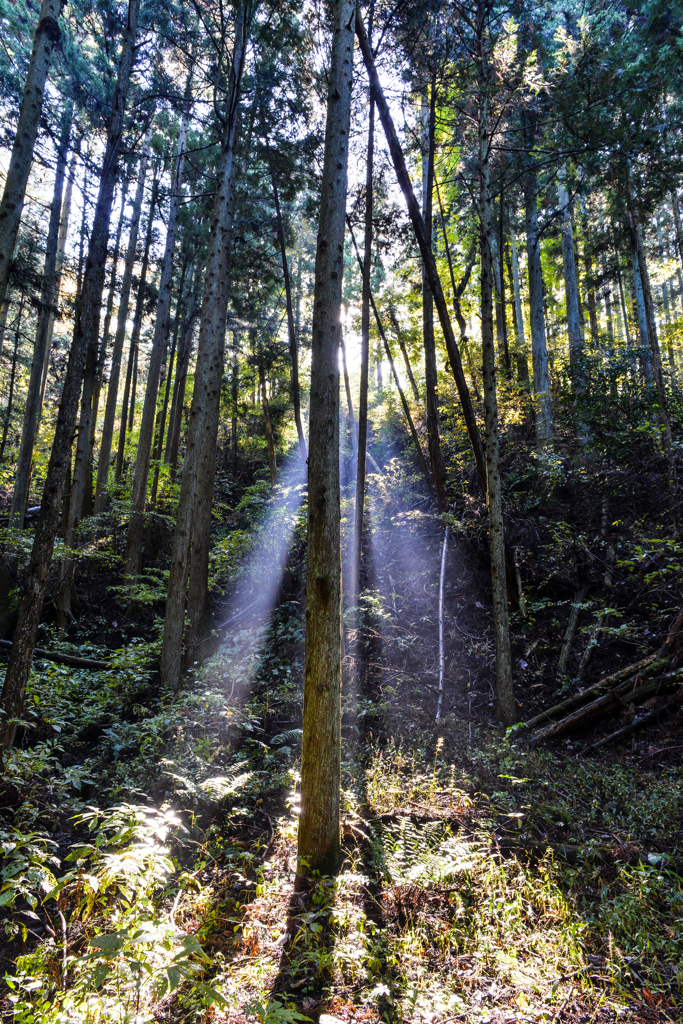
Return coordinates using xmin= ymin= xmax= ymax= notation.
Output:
xmin=630 ymin=211 xmax=677 ymax=499
xmin=477 ymin=24 xmax=515 ymax=728
xmin=0 ymin=294 xmax=25 ymax=463
xmin=40 ymin=144 xmax=79 ymax=403
xmin=421 ymin=77 xmax=447 ymax=511
xmin=10 ymin=104 xmax=72 ymax=527
xmin=259 ymin=352 xmax=277 ymax=487
xmin=0 ymin=0 xmax=142 ymax=752
xmin=523 ymin=159 xmax=553 ymax=446
xmin=86 ymin=176 xmax=131 ymax=511
xmin=509 ymin=230 xmax=529 ymax=381
xmin=352 ymin=12 xmax=374 ymax=601
xmin=166 ymin=275 xmax=201 ymax=475
xmin=231 ymin=350 xmax=238 ymax=476
xmin=671 ymin=192 xmax=683 ymax=272
xmin=0 ymin=297 xmax=10 ymax=368
xmin=149 ymin=258 xmax=189 ymax=508
xmin=159 ymin=2 xmax=249 ymax=693
xmin=0 ymin=0 xmax=62 ymax=314
xmin=347 ymin=220 xmax=433 ymax=498
xmin=557 ymin=165 xmax=583 ymax=369
xmin=125 ymin=91 xmax=191 ymax=579
xmin=578 ymin=197 xmax=599 ymax=343
xmin=615 ymin=255 xmax=632 ymax=349
xmin=355 ymin=15 xmax=487 ymax=495
xmin=116 ymin=175 xmax=157 ymax=482
xmin=297 ymin=0 xmax=354 ymax=878
xmin=498 ymin=188 xmax=510 ymax=373
xmin=387 ymin=307 xmax=420 ymax=401
xmin=630 ymin=230 xmax=653 ymax=380
xmin=95 ymin=133 xmax=152 ymax=511
xmin=268 ymin=145 xmax=307 ymax=464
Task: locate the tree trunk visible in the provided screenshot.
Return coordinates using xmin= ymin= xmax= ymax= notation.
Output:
xmin=578 ymin=197 xmax=599 ymax=344
xmin=40 ymin=144 xmax=79 ymax=403
xmin=355 ymin=17 xmax=488 ymax=496
xmin=10 ymin=104 xmax=72 ymax=527
xmin=630 ymin=211 xmax=677 ymax=499
xmin=347 ymin=220 xmax=433 ymax=499
xmin=477 ymin=51 xmax=515 ymax=728
xmin=166 ymin=279 xmax=201 ymax=476
xmin=421 ymin=79 xmax=447 ymax=511
xmin=352 ymin=23 xmax=374 ymax=601
xmin=671 ymin=192 xmax=683 ymax=272
xmin=298 ymin=0 xmax=354 ymax=878
xmin=259 ymin=353 xmax=277 ymax=488
xmin=0 ymin=294 xmax=25 ymax=463
xmin=231 ymin=352 xmax=238 ymax=476
xmin=557 ymin=165 xmax=582 ymax=368
xmin=116 ymin=175 xmax=157 ymax=482
xmin=268 ymin=145 xmax=307 ymax=465
xmin=149 ymin=258 xmax=189 ymax=509
xmin=0 ymin=297 xmax=10 ymax=368
xmin=523 ymin=161 xmax=553 ymax=446
xmin=159 ymin=3 xmax=249 ymax=693
xmin=387 ymin=307 xmax=420 ymax=401
xmin=0 ymin=0 xmax=62 ymax=314
xmin=125 ymin=94 xmax=191 ymax=579
xmin=498 ymin=189 xmax=510 ymax=373
xmin=0 ymin=0 xmax=141 ymax=752
xmin=95 ymin=133 xmax=152 ymax=511
xmin=615 ymin=254 xmax=632 ymax=350
xmin=86 ymin=176 xmax=131 ymax=512
xmin=630 ymin=235 xmax=653 ymax=380
xmin=509 ymin=230 xmax=529 ymax=381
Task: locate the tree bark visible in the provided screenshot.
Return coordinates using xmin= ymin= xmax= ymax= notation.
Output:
xmin=0 ymin=0 xmax=62 ymax=314
xmin=387 ymin=307 xmax=420 ymax=402
xmin=347 ymin=221 xmax=433 ymax=499
xmin=10 ymin=104 xmax=72 ymax=527
xmin=352 ymin=20 xmax=374 ymax=601
xmin=0 ymin=294 xmax=25 ymax=463
xmin=40 ymin=144 xmax=79 ymax=403
xmin=523 ymin=160 xmax=553 ymax=446
xmin=258 ymin=350 xmax=277 ymax=488
xmin=86 ymin=176 xmax=131 ymax=512
xmin=166 ymin=278 xmax=201 ymax=477
xmin=297 ymin=0 xmax=354 ymax=878
xmin=355 ymin=17 xmax=487 ymax=495
xmin=116 ymin=174 xmax=157 ymax=482
xmin=95 ymin=132 xmax=152 ymax=512
xmin=421 ymin=78 xmax=447 ymax=511
xmin=268 ymin=145 xmax=307 ymax=465
xmin=477 ymin=44 xmax=515 ymax=728
xmin=557 ymin=165 xmax=582 ymax=368
xmin=630 ymin=211 xmax=677 ymax=499
xmin=509 ymin=230 xmax=529 ymax=381
xmin=0 ymin=0 xmax=142 ymax=752
xmin=630 ymin=237 xmax=653 ymax=380
xmin=125 ymin=92 xmax=191 ymax=579
xmin=159 ymin=2 xmax=249 ymax=693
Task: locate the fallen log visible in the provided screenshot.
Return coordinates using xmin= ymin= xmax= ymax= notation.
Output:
xmin=527 ymin=669 xmax=683 ymax=746
xmin=0 ymin=639 xmax=109 ymax=670
xmin=495 ymin=836 xmax=683 ymax=873
xmin=522 ymin=653 xmax=659 ymax=731
xmin=576 ymin=701 xmax=677 ymax=757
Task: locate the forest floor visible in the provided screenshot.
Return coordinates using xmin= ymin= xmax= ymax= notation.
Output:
xmin=0 ymin=431 xmax=681 ymax=1024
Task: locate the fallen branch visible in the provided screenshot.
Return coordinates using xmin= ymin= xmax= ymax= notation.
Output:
xmin=495 ymin=836 xmax=683 ymax=873
xmin=527 ymin=670 xmax=683 ymax=746
xmin=522 ymin=653 xmax=659 ymax=732
xmin=575 ymin=701 xmax=677 ymax=756
xmin=0 ymin=639 xmax=109 ymax=670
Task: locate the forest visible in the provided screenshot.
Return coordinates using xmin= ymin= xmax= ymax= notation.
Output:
xmin=0 ymin=0 xmax=681 ymax=1020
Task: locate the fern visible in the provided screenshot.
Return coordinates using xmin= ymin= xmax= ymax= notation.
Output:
xmin=373 ymin=818 xmax=483 ymax=886
xmin=269 ymin=729 xmax=303 ymax=748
